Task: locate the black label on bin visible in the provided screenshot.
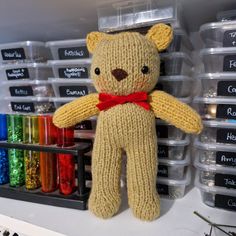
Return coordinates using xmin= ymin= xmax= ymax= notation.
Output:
xmin=216 ymin=104 xmax=236 ymax=120
xmin=156 ymin=125 xmax=168 ymax=138
xmin=158 ymin=165 xmax=168 ymax=177
xmin=9 ymin=86 xmax=33 ymax=96
xmin=157 ymin=184 xmax=169 ymax=195
xmin=11 ymin=102 xmax=35 ymax=113
xmin=223 ymin=55 xmax=236 ymax=71
xmin=58 ymin=46 xmax=89 ymax=60
xmin=158 ymin=145 xmax=168 ymax=158
xmin=58 ymin=67 xmax=88 ymax=79
xmin=6 ymin=68 xmax=29 ymax=80
xmin=59 ymin=86 xmax=88 ymax=97
xmin=223 ymin=30 xmax=236 ymax=47
xmin=155 ymin=83 xmax=163 ymax=91
xmin=215 ymin=194 xmax=236 ymax=211
xmin=75 ymin=120 xmax=92 ymax=130
xmin=217 ymin=81 xmax=236 ymax=97
xmin=160 ymin=60 xmax=166 ymax=76
xmin=216 ymin=128 xmax=236 ymax=144
xmin=216 ymin=151 xmax=236 ymax=166
xmin=1 ymin=48 xmax=26 ymax=60
xmin=215 ymin=173 xmax=236 ymax=189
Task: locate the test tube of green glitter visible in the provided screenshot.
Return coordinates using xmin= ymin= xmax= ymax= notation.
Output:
xmin=7 ymin=114 xmax=25 ymax=187
xmin=23 ymin=115 xmax=41 ymax=190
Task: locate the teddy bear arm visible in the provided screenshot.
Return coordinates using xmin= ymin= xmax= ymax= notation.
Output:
xmin=53 ymin=93 xmax=99 ymax=128
xmin=149 ymin=91 xmax=203 ymax=134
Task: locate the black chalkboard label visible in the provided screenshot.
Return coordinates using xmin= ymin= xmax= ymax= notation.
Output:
xmin=216 ymin=104 xmax=236 ymax=119
xmin=160 ymin=60 xmax=166 ymax=76
xmin=6 ymin=68 xmax=29 ymax=80
xmin=217 ymin=81 xmax=236 ymax=97
xmin=215 ymin=173 xmax=236 ymax=189
xmin=59 ymin=86 xmax=88 ymax=97
xmin=215 ymin=194 xmax=236 ymax=211
xmin=75 ymin=120 xmax=92 ymax=130
xmin=216 ymin=151 xmax=236 ymax=166
xmin=223 ymin=55 xmax=236 ymax=71
xmin=11 ymin=102 xmax=35 ymax=113
xmin=158 ymin=145 xmax=168 ymax=158
xmin=9 ymin=86 xmax=33 ymax=97
xmin=58 ymin=46 xmax=89 ymax=60
xmin=223 ymin=30 xmax=236 ymax=47
xmin=58 ymin=67 xmax=88 ymax=79
xmin=157 ymin=184 xmax=169 ymax=195
xmin=158 ymin=165 xmax=168 ymax=177
xmin=1 ymin=48 xmax=26 ymax=60
xmin=216 ymin=128 xmax=236 ymax=144
xmin=156 ymin=125 xmax=168 ymax=138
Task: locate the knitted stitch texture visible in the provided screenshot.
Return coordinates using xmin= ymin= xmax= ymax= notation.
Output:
xmin=53 ymin=23 xmax=203 ymax=221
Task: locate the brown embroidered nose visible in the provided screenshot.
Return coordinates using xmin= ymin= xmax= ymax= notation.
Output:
xmin=111 ymin=68 xmax=128 ymax=82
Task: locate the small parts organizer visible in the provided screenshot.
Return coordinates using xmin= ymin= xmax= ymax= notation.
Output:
xmin=193 ymin=18 xmax=236 ymax=211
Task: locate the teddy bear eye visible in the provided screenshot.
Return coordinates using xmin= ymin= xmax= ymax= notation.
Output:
xmin=141 ymin=66 xmax=149 ymax=74
xmin=95 ymin=67 xmax=100 ymax=75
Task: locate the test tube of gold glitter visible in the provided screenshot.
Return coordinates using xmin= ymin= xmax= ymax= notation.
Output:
xmin=23 ymin=115 xmax=41 ymax=190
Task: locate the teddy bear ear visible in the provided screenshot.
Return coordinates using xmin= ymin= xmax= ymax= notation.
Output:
xmin=146 ymin=23 xmax=173 ymax=52
xmin=86 ymin=32 xmax=111 ymax=53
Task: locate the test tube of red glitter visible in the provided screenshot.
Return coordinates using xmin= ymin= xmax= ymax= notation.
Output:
xmin=57 ymin=127 xmax=75 ymax=195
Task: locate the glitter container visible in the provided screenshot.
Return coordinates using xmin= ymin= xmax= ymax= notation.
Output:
xmin=7 ymin=114 xmax=24 ymax=187
xmin=57 ymin=127 xmax=75 ymax=195
xmin=0 ymin=114 xmax=7 ymax=141
xmin=0 ymin=41 xmax=49 ymax=64
xmin=156 ymin=75 xmax=193 ymax=97
xmin=0 ymin=63 xmax=53 ymax=81
xmin=48 ymin=59 xmax=91 ymax=79
xmin=49 ymin=78 xmax=96 ymax=98
xmin=38 ymin=115 xmax=58 ymax=193
xmin=157 ymin=167 xmax=191 ymax=199
xmin=46 ymin=39 xmax=90 ymax=60
xmin=23 ymin=115 xmax=40 ymax=190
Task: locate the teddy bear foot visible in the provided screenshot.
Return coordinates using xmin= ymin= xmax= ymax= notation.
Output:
xmin=88 ymin=194 xmax=121 ymax=219
xmin=130 ymin=195 xmax=160 ymax=221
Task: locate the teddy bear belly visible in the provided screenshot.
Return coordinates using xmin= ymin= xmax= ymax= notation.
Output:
xmin=96 ymin=103 xmax=156 ymax=147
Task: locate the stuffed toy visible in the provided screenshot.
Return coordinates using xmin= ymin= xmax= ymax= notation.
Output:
xmin=53 ymin=23 xmax=202 ymax=221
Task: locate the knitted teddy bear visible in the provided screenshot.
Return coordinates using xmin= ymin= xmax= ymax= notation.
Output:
xmin=53 ymin=23 xmax=202 ymax=221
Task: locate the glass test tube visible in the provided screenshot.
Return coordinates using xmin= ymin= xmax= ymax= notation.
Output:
xmin=0 ymin=114 xmax=9 ymax=184
xmin=7 ymin=114 xmax=24 ymax=187
xmin=38 ymin=115 xmax=58 ymax=193
xmin=23 ymin=115 xmax=40 ymax=190
xmin=57 ymin=127 xmax=75 ymax=195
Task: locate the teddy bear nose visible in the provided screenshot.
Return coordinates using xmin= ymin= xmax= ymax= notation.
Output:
xmin=111 ymin=68 xmax=128 ymax=82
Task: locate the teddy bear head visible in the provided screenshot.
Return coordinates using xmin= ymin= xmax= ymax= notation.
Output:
xmin=86 ymin=24 xmax=173 ymax=96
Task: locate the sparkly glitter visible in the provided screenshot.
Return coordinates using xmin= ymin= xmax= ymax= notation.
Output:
xmin=33 ymin=84 xmax=54 ymax=97
xmin=203 ymin=88 xmax=217 ymax=98
xmin=0 ymin=149 xmax=9 ymax=184
xmin=200 ymin=171 xmax=215 ymax=187
xmin=34 ymin=102 xmax=55 ymax=113
xmin=7 ymin=114 xmax=23 ymax=143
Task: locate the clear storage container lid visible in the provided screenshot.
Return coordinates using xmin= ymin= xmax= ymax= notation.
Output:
xmin=194 ymin=96 xmax=236 ymax=105
xmin=202 ymin=120 xmax=236 ymax=129
xmin=45 ymin=39 xmax=86 ymax=47
xmin=0 ymin=62 xmax=50 ymax=70
xmin=196 ymin=73 xmax=236 ymax=80
xmin=47 ymin=59 xmax=91 ymax=66
xmin=159 ymin=75 xmax=193 ymax=82
xmin=158 ymin=151 xmax=190 ymax=166
xmin=200 ymin=47 xmax=236 ymax=57
xmin=2 ymin=80 xmax=51 ymax=86
xmin=158 ymin=137 xmax=190 ymax=146
xmin=200 ymin=20 xmax=236 ymax=33
xmin=48 ymin=78 xmax=92 ymax=84
xmin=216 ymin=10 xmax=236 ymax=22
xmin=5 ymin=96 xmax=52 ymax=102
xmin=0 ymin=41 xmax=45 ymax=48
xmin=160 ymin=52 xmax=193 ymax=66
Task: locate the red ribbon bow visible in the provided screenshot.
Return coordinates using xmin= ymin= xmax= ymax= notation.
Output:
xmin=96 ymin=92 xmax=150 ymax=111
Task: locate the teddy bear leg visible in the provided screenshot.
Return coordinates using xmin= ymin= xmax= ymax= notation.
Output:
xmin=126 ymin=138 xmax=160 ymax=221
xmin=88 ymin=139 xmax=122 ymax=219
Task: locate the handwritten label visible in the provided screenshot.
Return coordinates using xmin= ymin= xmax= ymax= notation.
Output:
xmin=216 ymin=151 xmax=236 ymax=166
xmin=223 ymin=30 xmax=236 ymax=47
xmin=1 ymin=48 xmax=26 ymax=60
xmin=58 ymin=46 xmax=89 ymax=59
xmin=158 ymin=145 xmax=168 ymax=158
xmin=75 ymin=120 xmax=92 ymax=130
xmin=6 ymin=68 xmax=29 ymax=80
xmin=11 ymin=102 xmax=35 ymax=113
xmin=9 ymin=86 xmax=33 ymax=96
xmin=158 ymin=165 xmax=168 ymax=177
xmin=156 ymin=125 xmax=168 ymax=138
xmin=217 ymin=81 xmax=236 ymax=96
xmin=59 ymin=86 xmax=88 ymax=97
xmin=58 ymin=67 xmax=88 ymax=79
xmin=215 ymin=173 xmax=236 ymax=189
xmin=215 ymin=194 xmax=236 ymax=211
xmin=216 ymin=104 xmax=236 ymax=119
xmin=157 ymin=184 xmax=169 ymax=195
xmin=223 ymin=55 xmax=236 ymax=71
xmin=216 ymin=128 xmax=236 ymax=144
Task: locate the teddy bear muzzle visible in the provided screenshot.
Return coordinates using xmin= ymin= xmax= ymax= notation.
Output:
xmin=111 ymin=68 xmax=128 ymax=82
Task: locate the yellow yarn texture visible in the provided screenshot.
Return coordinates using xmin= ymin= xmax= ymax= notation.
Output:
xmin=53 ymin=23 xmax=202 ymax=221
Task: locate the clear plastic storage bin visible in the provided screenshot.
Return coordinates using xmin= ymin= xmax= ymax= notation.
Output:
xmin=0 ymin=41 xmax=49 ymax=64
xmin=48 ymin=59 xmax=91 ymax=79
xmin=217 ymin=10 xmax=236 ymax=22
xmin=49 ymin=78 xmax=95 ymax=97
xmin=46 ymin=39 xmax=89 ymax=60
xmin=194 ymin=139 xmax=236 ymax=167
xmin=2 ymin=80 xmax=54 ymax=97
xmin=200 ymin=48 xmax=236 ymax=73
xmin=0 ymin=63 xmax=53 ymax=81
xmin=156 ymin=75 xmax=193 ymax=97
xmin=160 ymin=52 xmax=193 ymax=76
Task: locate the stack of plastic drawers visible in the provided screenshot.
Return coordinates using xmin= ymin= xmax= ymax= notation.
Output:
xmin=194 ymin=20 xmax=236 ymax=211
